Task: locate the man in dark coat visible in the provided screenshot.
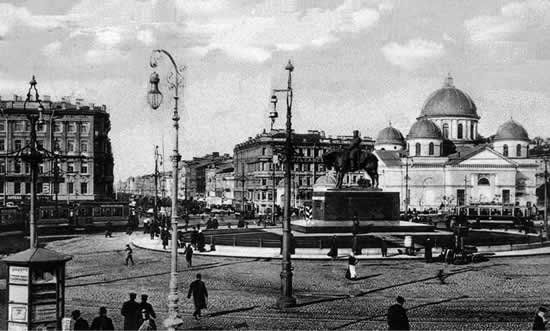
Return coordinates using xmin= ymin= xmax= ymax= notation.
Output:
xmin=161 ymin=227 xmax=169 ymax=250
xmin=139 ymin=294 xmax=156 ymax=319
xmin=184 ymin=243 xmax=194 ymax=267
xmin=90 ymin=307 xmax=114 ymax=330
xmin=424 ymin=237 xmax=433 ymax=263
xmin=197 ymin=230 xmax=206 ymax=252
xmin=387 ymin=296 xmax=410 ymax=330
xmin=533 ymin=306 xmax=548 ymax=330
xmin=72 ymin=310 xmax=89 ymax=330
xmin=121 ymin=292 xmax=141 ymax=330
xmin=187 ymin=273 xmax=208 ymax=320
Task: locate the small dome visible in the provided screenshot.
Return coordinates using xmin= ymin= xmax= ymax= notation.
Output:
xmin=420 ymin=74 xmax=479 ymax=119
xmin=407 ymin=118 xmax=443 ymax=140
xmin=494 ymin=119 xmax=529 ymax=142
xmin=375 ymin=126 xmax=405 ymax=146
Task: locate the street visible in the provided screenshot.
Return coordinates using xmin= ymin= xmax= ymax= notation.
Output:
xmin=41 ymin=232 xmax=549 ymax=330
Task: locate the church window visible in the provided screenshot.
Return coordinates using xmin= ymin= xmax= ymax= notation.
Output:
xmin=428 ymin=142 xmax=434 ymax=155
xmin=503 ymin=144 xmax=508 ymax=157
xmin=516 ymin=144 xmax=521 ymax=157
xmin=442 ymin=123 xmax=449 ymax=138
xmin=415 ymin=143 xmax=421 ymax=156
xmin=457 ymin=123 xmax=463 ymax=139
xmin=478 ymin=177 xmax=490 ymax=186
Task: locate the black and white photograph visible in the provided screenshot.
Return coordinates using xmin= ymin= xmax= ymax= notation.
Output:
xmin=0 ymin=0 xmax=549 ymax=330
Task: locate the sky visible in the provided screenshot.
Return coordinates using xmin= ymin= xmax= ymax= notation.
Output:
xmin=1 ymin=0 xmax=550 ymax=180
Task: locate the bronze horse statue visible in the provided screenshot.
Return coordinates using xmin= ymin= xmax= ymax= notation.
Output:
xmin=322 ymin=149 xmax=379 ymax=189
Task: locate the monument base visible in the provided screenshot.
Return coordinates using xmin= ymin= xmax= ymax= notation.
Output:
xmin=291 ymin=219 xmax=435 ymax=233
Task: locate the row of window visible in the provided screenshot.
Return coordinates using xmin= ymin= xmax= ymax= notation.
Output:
xmin=246 ymin=162 xmax=326 ymax=172
xmin=441 ymin=122 xmax=475 ymax=140
xmin=0 ymin=160 xmax=89 ymax=174
xmin=261 ymin=147 xmax=328 ymax=157
xmin=0 ymin=181 xmax=89 ymax=194
xmin=407 ymin=142 xmax=437 ymax=156
xmin=0 ymin=138 xmax=89 ymax=153
xmin=0 ymin=121 xmax=90 ymax=134
xmin=502 ymin=144 xmax=523 ymax=157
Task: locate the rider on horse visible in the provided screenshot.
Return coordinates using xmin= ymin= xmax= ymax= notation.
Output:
xmin=348 ymin=130 xmax=362 ymax=172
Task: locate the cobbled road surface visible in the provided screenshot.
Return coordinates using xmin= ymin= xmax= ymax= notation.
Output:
xmin=42 ymin=233 xmax=549 ymax=330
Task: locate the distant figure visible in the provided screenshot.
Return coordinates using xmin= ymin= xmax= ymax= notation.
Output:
xmin=387 ymin=296 xmax=410 ymax=330
xmin=121 ymin=292 xmax=141 ymax=331
xmin=381 ymin=239 xmax=388 ymax=257
xmin=424 ymin=238 xmax=433 ymax=263
xmin=190 ymin=226 xmax=199 ymax=248
xmin=125 ymin=244 xmax=135 ymax=266
xmin=72 ymin=310 xmax=89 ymax=330
xmin=436 ymin=269 xmax=447 ymax=285
xmin=140 ymin=294 xmax=156 ymax=319
xmin=105 ymin=221 xmax=113 ymax=238
xmin=188 ymin=273 xmax=209 ymax=320
xmin=161 ymin=227 xmax=169 ymax=250
xmin=345 ymin=252 xmax=358 ymax=280
xmin=137 ymin=309 xmax=157 ymax=331
xmin=90 ymin=307 xmax=114 ymax=330
xmin=184 ymin=243 xmax=194 ymax=267
xmin=197 ymin=229 xmax=206 ymax=252
xmin=327 ymin=235 xmax=338 ymax=260
xmin=533 ymin=306 xmax=548 ymax=330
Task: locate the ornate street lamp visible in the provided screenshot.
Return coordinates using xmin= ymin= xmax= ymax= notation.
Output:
xmin=270 ymin=60 xmax=296 ymax=308
xmin=147 ymin=50 xmax=184 ymax=331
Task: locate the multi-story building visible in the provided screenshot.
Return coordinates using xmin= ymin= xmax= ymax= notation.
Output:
xmin=0 ymin=96 xmax=114 ymax=204
xmin=180 ymin=152 xmax=232 ymax=200
xmin=233 ymin=129 xmax=374 ymax=214
xmin=205 ymin=159 xmax=235 ymax=206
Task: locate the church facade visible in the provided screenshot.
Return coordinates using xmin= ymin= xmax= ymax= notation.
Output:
xmin=374 ymin=75 xmax=539 ymax=211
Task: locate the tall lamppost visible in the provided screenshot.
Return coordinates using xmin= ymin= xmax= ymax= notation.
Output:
xmin=154 ymin=145 xmax=161 ymax=226
xmin=270 ymin=60 xmax=296 ymax=308
xmin=147 ymin=49 xmax=184 ymax=330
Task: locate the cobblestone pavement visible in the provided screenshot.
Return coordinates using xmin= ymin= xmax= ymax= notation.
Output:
xmin=42 ymin=233 xmax=549 ymax=330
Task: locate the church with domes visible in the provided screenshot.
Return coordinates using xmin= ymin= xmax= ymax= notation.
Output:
xmin=373 ymin=74 xmax=538 ymax=211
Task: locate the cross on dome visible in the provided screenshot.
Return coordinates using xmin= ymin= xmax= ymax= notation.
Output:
xmin=444 ymin=73 xmax=454 ymax=87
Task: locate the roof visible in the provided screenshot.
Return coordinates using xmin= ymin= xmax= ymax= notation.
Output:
xmin=374 ymin=150 xmax=403 ymax=167
xmin=494 ymin=119 xmax=530 ymax=142
xmin=446 ymin=145 xmax=517 ymax=166
xmin=375 ymin=126 xmax=405 ymax=145
xmin=407 ymin=118 xmax=443 ymax=140
xmin=419 ymin=74 xmax=479 ymax=119
xmin=3 ymin=247 xmax=72 ymax=265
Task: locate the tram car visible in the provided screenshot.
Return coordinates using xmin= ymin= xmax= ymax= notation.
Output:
xmin=454 ymin=204 xmax=534 ymax=229
xmin=0 ymin=201 xmax=131 ymax=231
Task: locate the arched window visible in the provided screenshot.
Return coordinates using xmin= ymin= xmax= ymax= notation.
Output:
xmin=478 ymin=177 xmax=490 ymax=186
xmin=381 ymin=148 xmax=385 ymax=151
xmin=442 ymin=123 xmax=449 ymax=139
xmin=457 ymin=123 xmax=463 ymax=139
xmin=516 ymin=144 xmax=521 ymax=157
xmin=428 ymin=142 xmax=434 ymax=155
xmin=415 ymin=142 xmax=421 ymax=156
xmin=503 ymin=144 xmax=508 ymax=157
xmin=470 ymin=123 xmax=475 ymax=139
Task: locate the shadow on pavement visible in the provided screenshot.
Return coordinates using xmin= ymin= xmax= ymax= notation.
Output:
xmin=206 ymin=305 xmax=258 ymax=317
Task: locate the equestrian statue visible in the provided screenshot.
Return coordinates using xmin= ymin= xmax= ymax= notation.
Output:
xmin=322 ymin=130 xmax=379 ymax=189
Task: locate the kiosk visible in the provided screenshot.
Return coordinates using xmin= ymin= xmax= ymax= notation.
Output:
xmin=3 ymin=248 xmax=71 ymax=330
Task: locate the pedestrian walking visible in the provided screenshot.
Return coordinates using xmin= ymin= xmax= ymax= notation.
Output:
xmin=184 ymin=243 xmax=194 ymax=267
xmin=436 ymin=269 xmax=447 ymax=285
xmin=352 ymin=235 xmax=362 ymax=255
xmin=161 ymin=227 xmax=169 ymax=250
xmin=72 ymin=310 xmax=89 ymax=330
xmin=424 ymin=237 xmax=433 ymax=263
xmin=105 ymin=221 xmax=113 ymax=238
xmin=90 ymin=307 xmax=114 ymax=330
xmin=387 ymin=296 xmax=410 ymax=330
xmin=190 ymin=226 xmax=199 ymax=248
xmin=533 ymin=306 xmax=548 ymax=330
xmin=187 ymin=273 xmax=208 ymax=320
xmin=137 ymin=309 xmax=157 ymax=330
xmin=125 ymin=244 xmax=135 ymax=266
xmin=327 ymin=235 xmax=338 ymax=260
xmin=381 ymin=238 xmax=388 ymax=257
xmin=121 ymin=292 xmax=141 ymax=331
xmin=345 ymin=252 xmax=358 ymax=280
xmin=197 ymin=229 xmax=206 ymax=252
xmin=139 ymin=294 xmax=156 ymax=319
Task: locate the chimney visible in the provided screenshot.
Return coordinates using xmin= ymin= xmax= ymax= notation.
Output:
xmin=13 ymin=95 xmax=19 ymax=101
xmin=102 ymin=104 xmax=107 ymax=112
xmin=213 ymin=152 xmax=219 ymax=157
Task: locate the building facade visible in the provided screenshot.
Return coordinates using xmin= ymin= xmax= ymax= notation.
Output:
xmin=0 ymin=96 xmax=114 ymax=204
xmin=180 ymin=152 xmax=232 ymax=200
xmin=233 ymin=129 xmax=374 ymax=214
xmin=374 ymin=75 xmax=539 ymax=211
xmin=205 ymin=159 xmax=235 ymax=206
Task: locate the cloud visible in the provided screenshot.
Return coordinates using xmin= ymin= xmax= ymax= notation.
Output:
xmin=137 ymin=29 xmax=155 ymax=46
xmin=464 ymin=0 xmax=550 ymax=43
xmin=0 ymin=3 xmax=66 ymax=38
xmin=381 ymin=39 xmax=445 ymax=70
xmin=95 ymin=27 xmax=123 ymax=46
xmin=42 ymin=41 xmax=62 ymax=56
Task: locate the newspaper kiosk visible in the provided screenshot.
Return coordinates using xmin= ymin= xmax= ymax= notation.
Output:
xmin=3 ymin=248 xmax=72 ymax=330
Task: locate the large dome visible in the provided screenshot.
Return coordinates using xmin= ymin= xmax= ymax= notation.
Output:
xmin=494 ymin=119 xmax=529 ymax=141
xmin=375 ymin=126 xmax=405 ymax=145
xmin=407 ymin=118 xmax=443 ymax=140
xmin=419 ymin=75 xmax=479 ymax=119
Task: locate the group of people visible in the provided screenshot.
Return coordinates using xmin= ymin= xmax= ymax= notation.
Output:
xmin=121 ymin=293 xmax=157 ymax=330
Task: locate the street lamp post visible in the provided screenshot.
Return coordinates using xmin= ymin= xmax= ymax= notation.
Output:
xmin=154 ymin=145 xmax=160 ymax=227
xmin=270 ymin=60 xmax=297 ymax=308
xmin=147 ymin=49 xmax=184 ymax=331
